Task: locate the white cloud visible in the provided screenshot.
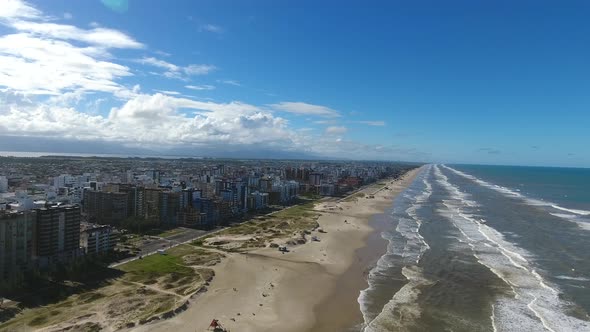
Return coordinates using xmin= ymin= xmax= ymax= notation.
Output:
xmin=154 ymin=90 xmax=181 ymax=95
xmin=137 ymin=57 xmax=216 ymax=80
xmin=325 ymin=126 xmax=347 ymax=135
xmin=154 ymin=50 xmax=171 ymax=57
xmin=200 ymin=24 xmax=223 ymax=34
xmin=314 ymin=120 xmax=338 ymax=125
xmin=186 ymin=84 xmax=215 ymax=91
xmin=356 ymin=120 xmax=386 ymax=126
xmin=218 ymin=79 xmax=241 ymax=86
xmin=0 ymin=33 xmax=132 ymax=95
xmin=9 ymin=21 xmax=144 ymax=49
xmin=0 ymin=92 xmax=296 ymax=147
xmin=137 ymin=56 xmax=178 ymax=71
xmin=0 ymin=0 xmax=143 ymax=96
xmin=0 ymin=0 xmax=41 ymax=20
xmin=270 ymin=102 xmax=340 ymax=118
xmin=0 ymin=90 xmax=422 ymax=159
xmin=184 ymin=64 xmax=216 ymax=75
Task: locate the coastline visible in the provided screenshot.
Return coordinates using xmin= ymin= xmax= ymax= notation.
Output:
xmin=310 ymin=167 xmax=422 ymax=331
xmin=131 ymin=167 xmax=422 ymax=332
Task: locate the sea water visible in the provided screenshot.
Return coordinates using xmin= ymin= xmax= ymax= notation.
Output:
xmin=359 ymin=164 xmax=590 ymax=331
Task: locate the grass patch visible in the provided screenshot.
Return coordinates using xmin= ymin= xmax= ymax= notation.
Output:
xmin=117 ymin=244 xmax=209 ymax=296
xmin=118 ymin=251 xmax=194 ymax=283
xmin=28 ymin=315 xmax=48 ymax=326
xmin=273 ymin=201 xmax=317 ymax=219
xmin=181 ymin=248 xmax=224 ymax=266
xmin=157 ymin=228 xmax=186 ymax=238
xmin=204 ymin=199 xmax=321 ymax=252
xmin=343 ymin=192 xmax=366 ymax=202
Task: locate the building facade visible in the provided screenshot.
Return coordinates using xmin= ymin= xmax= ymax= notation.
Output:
xmin=80 ymin=225 xmax=119 ymax=256
xmin=0 ymin=211 xmax=36 ymax=285
xmin=35 ymin=205 xmax=81 ymax=267
xmin=83 ymin=191 xmax=128 ymax=225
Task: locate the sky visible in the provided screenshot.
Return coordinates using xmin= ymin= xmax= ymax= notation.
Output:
xmin=0 ymin=0 xmax=589 ymax=167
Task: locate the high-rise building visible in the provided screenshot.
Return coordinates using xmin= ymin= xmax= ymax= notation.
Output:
xmin=119 ymin=185 xmax=145 ymax=218
xmin=0 ymin=176 xmax=8 ymax=193
xmin=309 ymin=173 xmax=322 ymax=186
xmin=35 ymin=205 xmax=81 ymax=267
xmin=159 ymin=191 xmax=181 ymax=226
xmin=83 ymin=191 xmax=128 ymax=225
xmin=144 ymin=188 xmax=162 ymax=221
xmin=0 ymin=211 xmax=36 ymax=284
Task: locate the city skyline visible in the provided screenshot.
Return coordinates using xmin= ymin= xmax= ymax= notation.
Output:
xmin=1 ymin=0 xmax=589 ymax=167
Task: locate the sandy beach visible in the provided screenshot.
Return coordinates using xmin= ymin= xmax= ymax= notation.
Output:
xmin=132 ymin=167 xmax=422 ymax=332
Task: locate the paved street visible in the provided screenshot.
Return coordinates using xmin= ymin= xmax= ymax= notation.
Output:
xmin=109 ymin=227 xmax=222 ymax=268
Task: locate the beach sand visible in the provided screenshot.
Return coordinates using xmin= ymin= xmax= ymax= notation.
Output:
xmin=132 ymin=167 xmax=422 ymax=332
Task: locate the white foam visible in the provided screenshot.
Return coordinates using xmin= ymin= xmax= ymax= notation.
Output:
xmin=551 ymin=205 xmax=590 ymax=216
xmin=363 ymin=266 xmax=433 ymax=332
xmin=359 ymin=165 xmax=433 ymax=330
xmin=442 ymin=165 xmax=590 ymax=231
xmin=434 ymin=166 xmax=590 ymax=331
xmin=554 ymin=275 xmax=590 ymax=282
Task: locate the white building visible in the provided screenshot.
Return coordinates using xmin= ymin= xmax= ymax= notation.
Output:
xmin=80 ymin=225 xmax=119 ymax=255
xmin=53 ymin=174 xmax=76 ymax=188
xmin=8 ymin=192 xmax=35 ymax=212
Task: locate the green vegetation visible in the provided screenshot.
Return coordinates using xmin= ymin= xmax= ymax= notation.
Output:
xmin=181 ymin=248 xmax=224 ymax=266
xmin=117 ymin=244 xmax=220 ymax=296
xmin=156 ymin=228 xmax=186 ymax=238
xmin=119 ymin=248 xmax=195 ymax=284
xmin=0 ymin=244 xmax=223 ymax=331
xmin=205 ymin=199 xmax=321 ymax=251
xmin=273 ymin=200 xmax=318 ymax=219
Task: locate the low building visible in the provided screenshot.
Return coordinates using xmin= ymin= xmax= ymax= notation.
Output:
xmin=80 ymin=225 xmax=119 ymax=256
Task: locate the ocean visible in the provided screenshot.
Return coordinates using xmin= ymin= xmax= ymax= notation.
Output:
xmin=359 ymin=164 xmax=590 ymax=331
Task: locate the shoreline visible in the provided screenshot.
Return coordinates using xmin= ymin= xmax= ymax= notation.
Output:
xmin=309 ymin=168 xmax=422 ymax=332
xmin=130 ymin=167 xmax=422 ymax=332
xmin=310 ymin=210 xmax=394 ymax=332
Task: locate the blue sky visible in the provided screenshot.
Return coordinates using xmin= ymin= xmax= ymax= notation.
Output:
xmin=0 ymin=0 xmax=588 ymax=167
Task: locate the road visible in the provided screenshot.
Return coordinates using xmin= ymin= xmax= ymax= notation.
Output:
xmin=109 ymin=227 xmax=224 ymax=268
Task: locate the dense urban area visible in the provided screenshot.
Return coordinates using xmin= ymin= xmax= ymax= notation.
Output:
xmin=0 ymin=156 xmax=418 ymax=292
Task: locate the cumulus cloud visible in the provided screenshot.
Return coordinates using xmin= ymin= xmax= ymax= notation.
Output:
xmin=0 ymin=33 xmax=132 ymax=95
xmin=10 ymin=21 xmax=144 ymax=48
xmin=0 ymin=0 xmax=140 ymax=96
xmin=270 ymin=102 xmax=340 ymax=118
xmin=325 ymin=126 xmax=348 ymax=135
xmin=186 ymin=84 xmax=215 ymax=91
xmin=0 ymin=0 xmax=41 ymax=20
xmin=0 ymin=91 xmax=295 ymax=147
xmin=137 ymin=57 xmax=215 ymax=80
